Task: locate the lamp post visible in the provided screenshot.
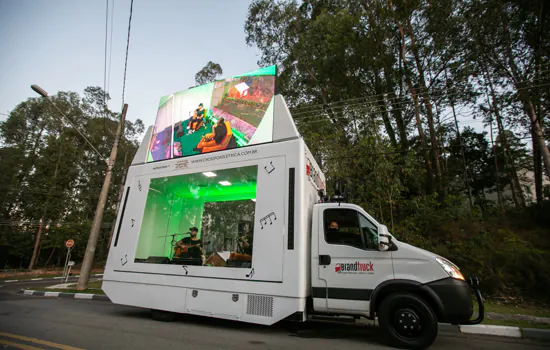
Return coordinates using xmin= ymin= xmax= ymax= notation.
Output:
xmin=31 ymin=85 xmax=128 ymax=290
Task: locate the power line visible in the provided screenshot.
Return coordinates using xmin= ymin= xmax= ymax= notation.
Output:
xmin=103 ymin=0 xmax=109 ymax=138
xmin=121 ymin=0 xmax=134 ymax=108
xmin=293 ymin=82 xmax=550 ymax=125
xmin=289 ymin=72 xmax=550 ymax=118
xmin=107 ymin=0 xmax=115 ymax=97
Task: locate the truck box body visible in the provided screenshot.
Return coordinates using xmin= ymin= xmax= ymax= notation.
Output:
xmin=103 ymin=96 xmax=324 ymax=325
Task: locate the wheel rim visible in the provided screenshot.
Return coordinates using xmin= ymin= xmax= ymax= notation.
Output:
xmin=392 ymin=308 xmax=422 ymax=338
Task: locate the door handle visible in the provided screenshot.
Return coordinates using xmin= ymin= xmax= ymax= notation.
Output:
xmin=319 ymin=255 xmax=331 ymax=265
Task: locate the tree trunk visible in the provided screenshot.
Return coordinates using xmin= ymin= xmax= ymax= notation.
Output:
xmin=525 ymin=99 xmax=550 ymax=180
xmin=397 ymin=21 xmax=434 ymax=194
xmin=485 ymin=72 xmax=525 ymax=208
xmin=383 ymin=63 xmax=409 ymax=149
xmin=489 ymin=119 xmax=504 ymax=209
xmin=374 ymin=70 xmax=397 ymax=148
xmin=406 ymin=18 xmax=444 ymax=196
xmin=532 ymin=129 xmax=543 ymax=204
xmin=44 ymin=246 xmax=56 ymax=268
xmin=28 ymin=136 xmax=64 ymax=270
xmin=499 ymin=19 xmax=550 ymax=180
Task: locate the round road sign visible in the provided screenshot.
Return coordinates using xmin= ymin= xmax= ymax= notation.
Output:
xmin=65 ymin=239 xmax=75 ymax=248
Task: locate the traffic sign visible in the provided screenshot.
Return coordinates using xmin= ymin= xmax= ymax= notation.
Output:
xmin=68 ymin=261 xmax=75 ymax=267
xmin=65 ymin=239 xmax=75 ymax=248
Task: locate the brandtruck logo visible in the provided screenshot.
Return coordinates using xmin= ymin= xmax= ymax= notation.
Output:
xmin=335 ymin=261 xmax=374 ymax=274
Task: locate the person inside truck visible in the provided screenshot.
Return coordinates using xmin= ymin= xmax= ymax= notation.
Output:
xmin=325 ymin=218 xmax=363 ymax=249
xmin=193 ymin=118 xmax=228 ymax=152
xmin=175 ymin=227 xmax=205 ymax=264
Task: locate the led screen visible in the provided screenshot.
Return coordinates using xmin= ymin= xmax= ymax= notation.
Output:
xmin=147 ymin=65 xmax=276 ymax=162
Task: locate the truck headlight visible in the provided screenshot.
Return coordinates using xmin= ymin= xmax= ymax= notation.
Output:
xmin=436 ymin=257 xmax=465 ymax=280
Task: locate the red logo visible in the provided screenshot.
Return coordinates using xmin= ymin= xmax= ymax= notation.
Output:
xmin=334 ymin=261 xmax=374 ymax=274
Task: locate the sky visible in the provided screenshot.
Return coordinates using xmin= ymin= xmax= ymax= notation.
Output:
xmin=0 ymin=0 xmax=261 ymax=139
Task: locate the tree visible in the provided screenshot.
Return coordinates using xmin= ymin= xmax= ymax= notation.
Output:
xmin=0 ymin=87 xmax=142 ymax=269
xmin=194 ymin=61 xmax=223 ymax=86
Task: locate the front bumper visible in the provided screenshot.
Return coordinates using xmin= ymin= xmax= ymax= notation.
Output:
xmin=426 ymin=276 xmax=484 ymax=325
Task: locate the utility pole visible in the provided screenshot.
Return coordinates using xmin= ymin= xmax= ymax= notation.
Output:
xmin=77 ymin=104 xmax=128 ymax=290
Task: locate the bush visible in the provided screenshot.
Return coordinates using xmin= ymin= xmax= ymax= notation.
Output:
xmin=394 ymin=200 xmax=550 ymax=302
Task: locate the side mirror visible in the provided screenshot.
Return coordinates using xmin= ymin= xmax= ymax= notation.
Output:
xmin=378 ymin=225 xmax=392 ymax=252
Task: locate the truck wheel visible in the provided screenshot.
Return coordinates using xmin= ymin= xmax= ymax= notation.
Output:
xmin=151 ymin=309 xmax=176 ymax=322
xmin=378 ymin=293 xmax=438 ymax=350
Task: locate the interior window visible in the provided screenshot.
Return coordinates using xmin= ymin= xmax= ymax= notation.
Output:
xmin=134 ymin=165 xmax=257 ymax=268
xmin=359 ymin=213 xmax=378 ymax=250
xmin=324 ymin=209 xmax=364 ymax=249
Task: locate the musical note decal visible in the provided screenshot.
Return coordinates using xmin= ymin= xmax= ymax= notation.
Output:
xmin=138 ymin=180 xmax=142 ymax=191
xmin=260 ymin=212 xmax=277 ymax=229
xmin=182 ymin=266 xmax=188 ymax=275
xmin=246 ymin=268 xmax=255 ymax=278
xmin=131 ymin=219 xmax=135 ymax=227
xmin=264 ymin=161 xmax=275 ymax=174
xmin=121 ymin=254 xmax=128 ymax=266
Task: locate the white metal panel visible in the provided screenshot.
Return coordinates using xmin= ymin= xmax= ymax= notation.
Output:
xmin=186 ymin=289 xmax=244 ymax=320
xmin=315 ymin=203 xmax=394 ymax=314
xmin=391 ymin=242 xmax=448 ymax=283
xmin=104 ymin=139 xmax=308 ymax=309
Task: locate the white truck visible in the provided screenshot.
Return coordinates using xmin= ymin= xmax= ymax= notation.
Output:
xmin=103 ymin=95 xmax=484 ymax=350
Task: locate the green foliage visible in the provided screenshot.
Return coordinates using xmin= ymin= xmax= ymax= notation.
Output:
xmin=194 ymin=61 xmax=223 ymax=86
xmin=0 ymin=87 xmax=142 ymax=269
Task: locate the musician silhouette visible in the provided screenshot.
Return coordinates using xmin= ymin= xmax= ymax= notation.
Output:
xmin=175 ymin=227 xmax=204 ymax=262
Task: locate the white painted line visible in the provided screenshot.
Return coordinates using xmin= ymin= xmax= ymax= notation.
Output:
xmin=5 ymin=280 xmax=18 ymax=283
xmin=44 ymin=292 xmax=60 ymax=297
xmin=94 ymin=274 xmax=104 ymax=276
xmin=460 ymin=325 xmax=522 ymax=338
xmin=53 ymin=277 xmax=63 ymax=279
xmin=23 ymin=290 xmax=34 ymax=295
xmin=74 ymin=293 xmax=94 ymax=299
xmin=31 ymin=278 xmax=43 ymax=281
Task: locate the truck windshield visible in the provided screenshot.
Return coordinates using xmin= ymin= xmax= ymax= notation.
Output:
xmin=134 ymin=165 xmax=258 ymax=268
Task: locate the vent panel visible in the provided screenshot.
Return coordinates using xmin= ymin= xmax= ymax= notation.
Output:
xmin=246 ymin=295 xmax=274 ymax=317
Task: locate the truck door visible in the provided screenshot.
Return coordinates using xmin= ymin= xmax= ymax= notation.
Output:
xmin=314 ymin=206 xmax=394 ymax=314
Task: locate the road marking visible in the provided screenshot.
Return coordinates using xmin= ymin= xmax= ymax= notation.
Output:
xmin=30 ymin=278 xmax=43 ymax=281
xmin=0 ymin=339 xmax=43 ymax=350
xmin=44 ymin=292 xmax=60 ymax=297
xmin=5 ymin=280 xmax=18 ymax=282
xmin=0 ymin=332 xmax=85 ymax=350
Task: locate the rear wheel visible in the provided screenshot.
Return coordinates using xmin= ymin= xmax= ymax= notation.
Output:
xmin=378 ymin=293 xmax=438 ymax=350
xmin=151 ymin=309 xmax=176 ymax=322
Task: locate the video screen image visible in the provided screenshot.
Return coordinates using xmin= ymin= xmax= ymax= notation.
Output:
xmin=146 ymin=65 xmax=276 ymax=162
xmin=134 ymin=166 xmax=258 ymax=268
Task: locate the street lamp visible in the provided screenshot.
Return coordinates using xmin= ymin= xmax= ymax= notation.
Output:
xmin=31 ymin=85 xmax=128 ymax=290
xmin=31 ymin=85 xmax=107 ymax=164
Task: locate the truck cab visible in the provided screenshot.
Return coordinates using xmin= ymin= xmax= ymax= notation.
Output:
xmin=309 ymin=200 xmax=483 ymax=349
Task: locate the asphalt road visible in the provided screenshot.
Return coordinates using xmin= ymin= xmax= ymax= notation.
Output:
xmin=0 ymin=279 xmax=548 ymax=350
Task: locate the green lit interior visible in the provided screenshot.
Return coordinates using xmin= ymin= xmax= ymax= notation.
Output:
xmin=135 ymin=166 xmax=258 ymax=261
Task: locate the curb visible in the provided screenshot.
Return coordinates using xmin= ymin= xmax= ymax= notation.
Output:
xmin=19 ymin=289 xmax=110 ymax=301
xmin=1 ymin=273 xmax=104 ymax=283
xmin=441 ymin=324 xmax=550 ymax=341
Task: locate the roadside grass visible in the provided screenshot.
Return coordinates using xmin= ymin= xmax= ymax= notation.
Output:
xmin=475 ymin=300 xmax=550 ymax=318
xmin=481 ymin=319 xmax=550 ymax=330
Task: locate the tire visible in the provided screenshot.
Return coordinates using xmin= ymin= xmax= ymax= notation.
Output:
xmin=378 ymin=292 xmax=438 ymax=350
xmin=151 ymin=309 xmax=176 ymax=322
